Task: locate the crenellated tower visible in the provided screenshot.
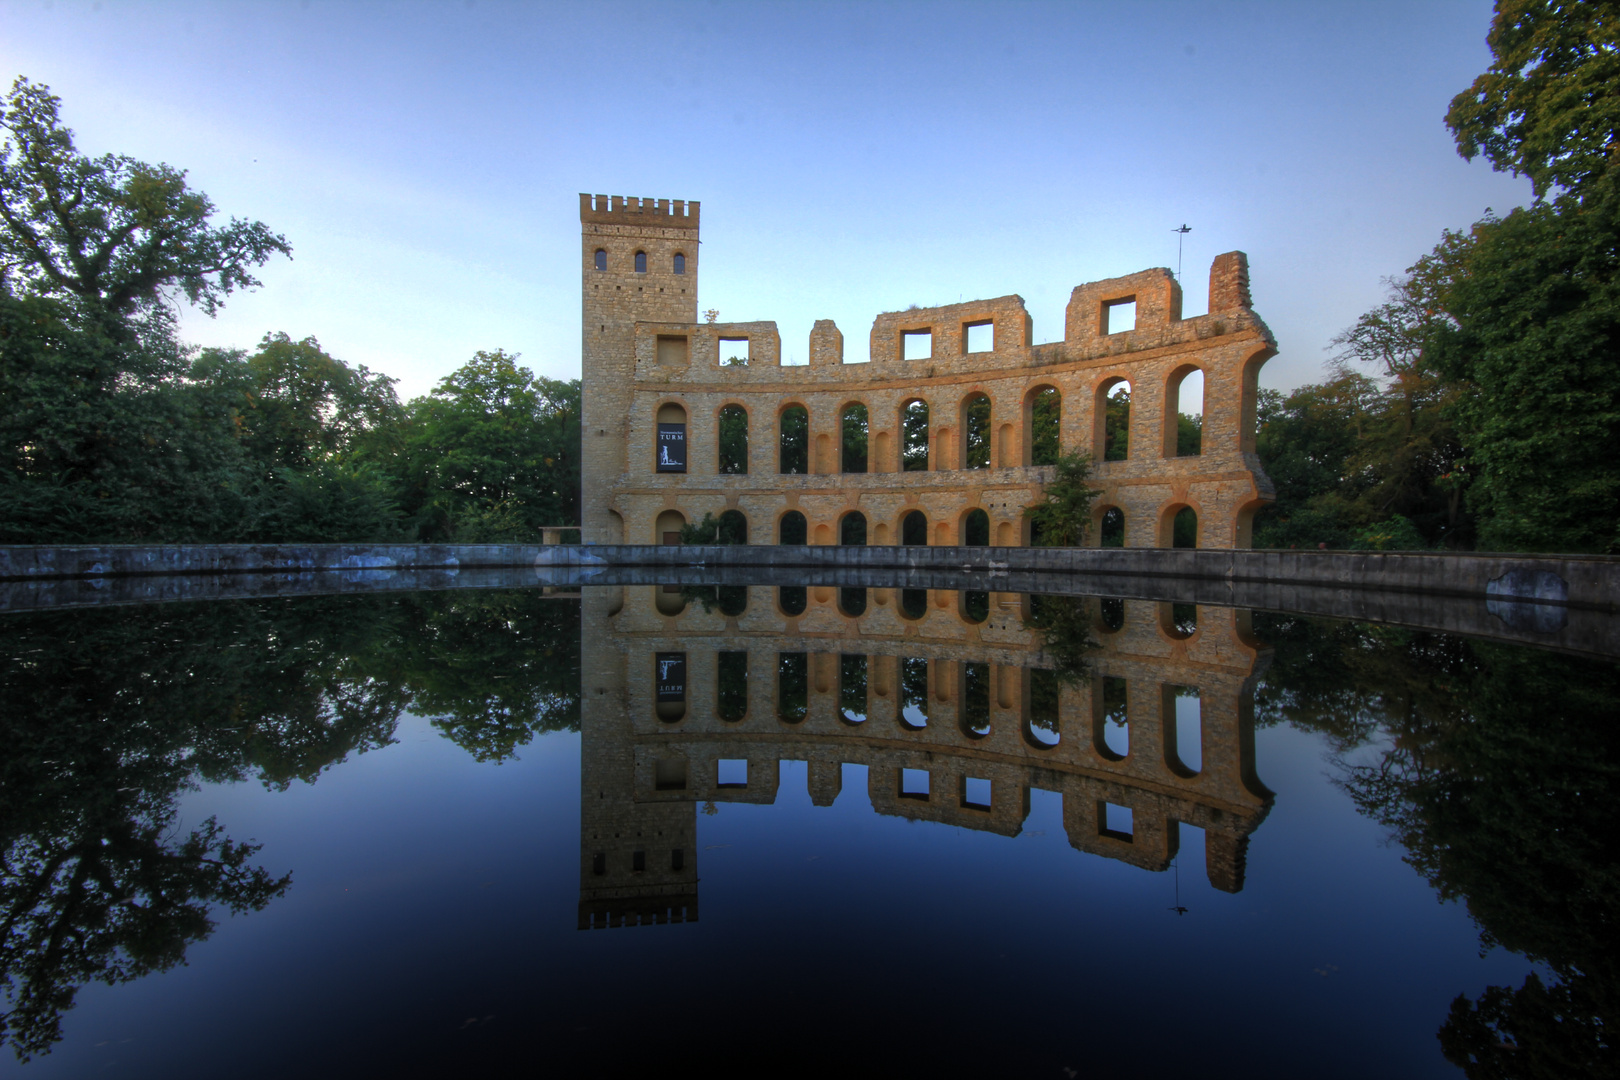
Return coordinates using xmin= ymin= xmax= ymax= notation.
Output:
xmin=580 ymin=194 xmax=700 ymax=543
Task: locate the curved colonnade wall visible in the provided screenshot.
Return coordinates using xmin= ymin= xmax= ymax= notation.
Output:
xmin=577 ymin=584 xmax=1274 ymax=930
xmin=580 ymin=193 xmax=1278 ymax=552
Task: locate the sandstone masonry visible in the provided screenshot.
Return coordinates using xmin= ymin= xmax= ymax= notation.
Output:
xmin=580 ymin=193 xmax=1278 ymax=550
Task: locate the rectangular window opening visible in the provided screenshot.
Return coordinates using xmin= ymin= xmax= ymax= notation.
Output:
xmin=900 ymin=768 xmax=930 ymax=800
xmin=592 ymin=852 xmax=606 ymax=876
xmin=902 ymin=330 xmax=932 ymax=361
xmin=718 ymin=337 xmax=750 ymax=366
xmin=632 ymin=850 xmax=647 ymax=872
xmin=671 ymin=848 xmax=685 ymax=871
xmin=1104 ymin=299 xmax=1137 ymax=335
xmin=1100 ymin=801 xmax=1134 ymax=841
xmin=965 ymin=321 xmax=993 ymax=353
xmin=962 ymin=776 xmax=992 ymax=811
xmin=717 ymin=758 xmax=749 ymax=789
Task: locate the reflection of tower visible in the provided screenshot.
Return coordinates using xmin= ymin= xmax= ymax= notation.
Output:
xmin=579 ymin=194 xmax=699 ymax=545
xmin=577 ymin=588 xmax=699 ymax=929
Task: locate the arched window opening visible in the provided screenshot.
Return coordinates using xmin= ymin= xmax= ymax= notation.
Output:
xmin=655 ymin=652 xmax=687 ymax=723
xmin=717 ymin=651 xmax=748 ymax=722
xmin=839 ymin=654 xmax=868 ymax=723
xmin=901 ymin=510 xmax=928 ymax=546
xmin=900 ymin=657 xmax=929 ymax=729
xmin=1170 ymin=367 xmax=1204 ymax=457
xmin=634 ymin=250 xmax=647 ymax=273
xmin=1096 ymin=675 xmax=1128 ymax=758
xmin=1100 ymin=507 xmax=1125 ymax=548
xmin=1172 ymin=506 xmax=1198 ymax=548
xmin=777 ymin=652 xmax=808 ymax=723
xmin=717 ymin=405 xmax=748 ymax=474
xmin=777 ymin=586 xmax=807 ymax=616
xmin=901 ymin=399 xmax=930 ymax=471
xmin=840 ymin=511 xmax=867 ymax=546
xmin=839 ymin=587 xmax=867 ymax=617
xmin=654 ymin=508 xmax=686 ymax=546
xmin=1100 ymin=380 xmax=1130 ymax=461
xmin=673 ymin=252 xmax=686 ymax=274
xmin=719 ymin=510 xmax=749 ymax=545
xmin=1099 ymin=597 xmax=1125 ymax=632
xmin=1027 ymin=668 xmax=1060 ymax=748
xmin=963 ymin=394 xmax=992 ymax=469
xmin=655 ymin=402 xmax=687 ymax=474
xmin=841 ymin=402 xmax=869 ymax=473
xmin=779 ymin=406 xmax=809 ymax=474
xmin=960 ymin=590 xmax=989 ymax=624
xmin=1166 ymin=685 xmax=1202 ymax=776
xmin=778 ymin=511 xmax=807 ymax=546
xmin=963 ymin=509 xmax=990 ymax=547
xmin=1029 ymin=386 xmax=1061 ymax=466
xmin=594 ymin=249 xmax=607 ymax=272
xmin=961 ymin=662 xmax=991 ymax=738
xmin=899 ymin=588 xmax=928 ymax=620
xmin=686 ymin=584 xmax=748 ymax=615
xmin=1164 ymin=602 xmax=1198 ymax=639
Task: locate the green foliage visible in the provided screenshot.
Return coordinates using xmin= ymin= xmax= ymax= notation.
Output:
xmin=0 ymin=77 xmax=289 ymax=324
xmin=1350 ymin=513 xmax=1427 ymax=551
xmin=1175 ymin=411 xmax=1201 ymax=456
xmin=779 ymin=405 xmax=809 ymax=474
xmin=1427 ymin=195 xmax=1620 ymax=553
xmin=1030 ymin=387 xmax=1061 ymax=466
xmin=679 ymin=510 xmax=748 ymax=545
xmin=1021 ymin=594 xmax=1097 ymax=686
xmin=841 ymin=402 xmax=868 ymax=473
xmin=717 ymin=404 xmax=748 ymax=474
xmin=1446 ymin=0 xmax=1620 ymax=201
xmin=901 ymin=399 xmax=929 ymax=471
xmin=1103 ymin=387 xmax=1129 ymax=461
xmin=1025 ymin=450 xmax=1100 ymax=546
xmin=963 ymin=393 xmax=991 ymax=469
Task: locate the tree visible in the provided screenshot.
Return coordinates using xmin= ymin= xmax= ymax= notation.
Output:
xmin=1446 ymin=0 xmax=1620 ymax=202
xmin=0 ymin=77 xmax=290 ymax=324
xmin=377 ymin=350 xmax=580 ymax=540
xmin=1024 ymin=451 xmax=1100 ymax=546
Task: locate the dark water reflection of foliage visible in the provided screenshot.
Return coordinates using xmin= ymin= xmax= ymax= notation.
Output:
xmin=0 ymin=591 xmax=580 ymax=1061
xmin=1254 ymin=613 xmax=1620 ymax=1078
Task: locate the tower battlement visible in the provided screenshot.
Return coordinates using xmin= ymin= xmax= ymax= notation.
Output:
xmin=579 ymin=193 xmax=700 ymax=230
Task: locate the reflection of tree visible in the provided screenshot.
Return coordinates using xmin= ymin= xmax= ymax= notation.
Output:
xmin=1254 ymin=613 xmax=1620 ymax=1076
xmin=0 ymin=589 xmax=582 ymax=1059
xmin=1022 ymin=594 xmax=1097 ymax=686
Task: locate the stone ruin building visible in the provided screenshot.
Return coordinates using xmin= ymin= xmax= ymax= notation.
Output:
xmin=576 ymin=582 xmax=1274 ymax=929
xmin=579 ymin=193 xmax=1277 ymax=550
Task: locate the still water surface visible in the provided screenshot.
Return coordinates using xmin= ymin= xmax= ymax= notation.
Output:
xmin=2 ymin=581 xmax=1614 ymax=1078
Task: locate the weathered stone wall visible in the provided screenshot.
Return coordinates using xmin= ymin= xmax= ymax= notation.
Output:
xmin=581 ymin=193 xmax=1277 ymax=550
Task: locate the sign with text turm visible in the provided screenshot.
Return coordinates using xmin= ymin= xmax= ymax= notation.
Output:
xmin=655 ymin=652 xmax=687 ymax=702
xmin=657 ymin=424 xmax=687 ymax=472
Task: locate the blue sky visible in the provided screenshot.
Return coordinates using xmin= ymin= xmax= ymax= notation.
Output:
xmin=2 ymin=0 xmax=1531 ymax=400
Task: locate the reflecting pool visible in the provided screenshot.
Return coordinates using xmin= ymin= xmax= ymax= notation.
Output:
xmin=2 ymin=578 xmax=1615 ymax=1078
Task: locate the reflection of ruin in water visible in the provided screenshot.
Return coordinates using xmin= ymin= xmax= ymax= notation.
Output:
xmin=579 ymin=584 xmax=1273 ymax=929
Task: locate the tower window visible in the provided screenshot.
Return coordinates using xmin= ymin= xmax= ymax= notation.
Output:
xmin=594 ymin=249 xmax=606 ymax=272
xmin=673 ymin=252 xmax=686 ymax=274
xmin=635 ymin=250 xmax=647 ymax=273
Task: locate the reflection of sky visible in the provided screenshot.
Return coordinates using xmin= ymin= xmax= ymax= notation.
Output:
xmin=29 ymin=711 xmax=1526 ymax=1078
xmin=0 ymin=1 xmax=1528 ymax=399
